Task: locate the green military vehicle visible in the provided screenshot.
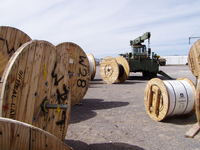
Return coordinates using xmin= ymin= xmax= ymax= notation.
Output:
xmin=120 ymin=32 xmax=171 ymax=78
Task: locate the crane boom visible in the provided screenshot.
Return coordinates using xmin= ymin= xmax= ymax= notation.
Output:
xmin=130 ymin=32 xmax=151 ymax=45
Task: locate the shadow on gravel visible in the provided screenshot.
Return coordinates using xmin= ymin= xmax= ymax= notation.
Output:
xmin=89 ymin=78 xmax=104 ymax=85
xmin=128 ymin=76 xmax=150 ymax=81
xmin=119 ymin=81 xmax=144 ymax=84
xmin=92 ymin=78 xmax=102 ymax=81
xmin=163 ymin=113 xmax=197 ymax=125
xmin=64 ymin=140 xmax=145 ymax=150
xmin=128 ymin=75 xmax=174 ymax=81
xmin=90 ymin=79 xmax=144 ymax=85
xmin=70 ymin=99 xmax=129 ymax=124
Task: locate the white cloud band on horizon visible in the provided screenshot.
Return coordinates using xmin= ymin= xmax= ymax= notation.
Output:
xmin=0 ymin=0 xmax=200 ymax=57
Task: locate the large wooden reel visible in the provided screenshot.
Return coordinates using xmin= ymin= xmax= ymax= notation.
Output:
xmin=0 ymin=117 xmax=72 ymax=150
xmin=188 ymin=39 xmax=200 ymax=77
xmin=188 ymin=40 xmax=200 ymax=124
xmin=100 ymin=57 xmax=119 ymax=84
xmin=100 ymin=56 xmax=130 ymax=84
xmin=56 ymin=42 xmax=90 ymax=105
xmin=0 ymin=40 xmax=71 ymax=140
xmin=87 ymin=53 xmax=96 ymax=80
xmin=0 ymin=26 xmax=31 ymax=79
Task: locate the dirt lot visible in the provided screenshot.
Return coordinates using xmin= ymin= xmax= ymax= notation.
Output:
xmin=65 ymin=65 xmax=200 ymax=150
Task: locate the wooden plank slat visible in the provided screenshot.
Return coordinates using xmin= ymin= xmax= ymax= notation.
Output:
xmin=147 ymin=86 xmax=153 ymax=112
xmin=185 ymin=123 xmax=200 ymax=138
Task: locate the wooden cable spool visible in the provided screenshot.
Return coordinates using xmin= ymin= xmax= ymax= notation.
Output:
xmin=144 ymin=78 xmax=195 ymax=121
xmin=188 ymin=39 xmax=200 ymax=124
xmin=188 ymin=39 xmax=200 ymax=77
xmin=0 ymin=117 xmax=73 ymax=150
xmin=56 ymin=42 xmax=90 ymax=105
xmin=0 ymin=40 xmax=71 ymax=140
xmin=0 ymin=26 xmax=31 ymax=79
xmin=86 ymin=53 xmax=96 ymax=80
xmin=100 ymin=56 xmax=130 ymax=84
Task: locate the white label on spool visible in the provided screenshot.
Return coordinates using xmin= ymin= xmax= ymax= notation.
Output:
xmin=69 ymin=58 xmax=74 ymax=64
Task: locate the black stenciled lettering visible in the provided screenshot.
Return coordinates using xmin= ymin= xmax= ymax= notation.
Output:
xmin=79 ymin=56 xmax=87 ymax=67
xmin=77 ymin=79 xmax=86 ymax=88
xmin=56 ymin=84 xmax=69 ymax=103
xmin=12 ymin=79 xmax=20 ymax=99
xmin=79 ymin=68 xmax=87 ymax=77
xmin=51 ymin=62 xmax=64 ymax=86
xmin=10 ymin=103 xmax=16 ymax=118
xmin=0 ymin=37 xmax=15 ymax=54
xmin=56 ymin=110 xmax=66 ymax=125
xmin=10 ymin=70 xmax=24 ymax=118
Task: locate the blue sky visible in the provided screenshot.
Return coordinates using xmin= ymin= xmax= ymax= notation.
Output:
xmin=1 ymin=0 xmax=200 ymax=58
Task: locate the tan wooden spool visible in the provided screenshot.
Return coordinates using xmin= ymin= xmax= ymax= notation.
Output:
xmin=86 ymin=53 xmax=96 ymax=80
xmin=196 ymin=80 xmax=200 ymax=124
xmin=100 ymin=56 xmax=130 ymax=84
xmin=0 ymin=117 xmax=73 ymax=150
xmin=56 ymin=42 xmax=90 ymax=105
xmin=188 ymin=40 xmax=200 ymax=124
xmin=188 ymin=39 xmax=200 ymax=77
xmin=0 ymin=40 xmax=71 ymax=140
xmin=144 ymin=78 xmax=195 ymax=121
xmin=100 ymin=57 xmax=119 ymax=84
xmin=0 ymin=26 xmax=31 ymax=79
xmin=115 ymin=56 xmax=130 ymax=83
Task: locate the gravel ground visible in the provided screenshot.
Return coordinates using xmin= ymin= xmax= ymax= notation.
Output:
xmin=65 ymin=65 xmax=200 ymax=150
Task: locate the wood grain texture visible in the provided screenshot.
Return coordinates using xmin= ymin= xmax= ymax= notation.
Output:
xmin=0 ymin=117 xmax=73 ymax=150
xmin=188 ymin=40 xmax=200 ymax=125
xmin=100 ymin=57 xmax=119 ymax=84
xmin=144 ymin=78 xmax=195 ymax=121
xmin=0 ymin=26 xmax=31 ymax=79
xmin=87 ymin=53 xmax=96 ymax=80
xmin=185 ymin=122 xmax=200 ymax=138
xmin=188 ymin=39 xmax=200 ymax=77
xmin=196 ymin=79 xmax=200 ymax=124
xmin=115 ymin=56 xmax=130 ymax=83
xmin=0 ymin=40 xmax=71 ymax=140
xmin=144 ymin=78 xmax=169 ymax=121
xmin=56 ymin=42 xmax=90 ymax=105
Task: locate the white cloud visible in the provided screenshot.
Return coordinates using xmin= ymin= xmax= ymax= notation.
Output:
xmin=0 ymin=0 xmax=200 ymax=57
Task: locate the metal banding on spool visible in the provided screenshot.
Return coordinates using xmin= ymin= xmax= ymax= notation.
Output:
xmin=86 ymin=53 xmax=96 ymax=80
xmin=144 ymin=78 xmax=195 ymax=121
xmin=100 ymin=56 xmax=130 ymax=84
